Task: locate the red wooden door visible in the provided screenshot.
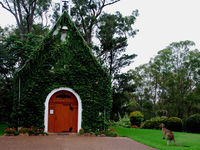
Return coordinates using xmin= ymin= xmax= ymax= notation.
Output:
xmin=48 ymin=91 xmax=78 ymax=133
xmin=54 ymin=104 xmax=70 ymax=132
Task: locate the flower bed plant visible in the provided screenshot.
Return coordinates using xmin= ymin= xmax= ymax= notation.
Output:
xmin=4 ymin=127 xmax=48 ymax=136
xmin=4 ymin=128 xmax=19 ymax=136
xmin=79 ymin=128 xmax=118 ymax=137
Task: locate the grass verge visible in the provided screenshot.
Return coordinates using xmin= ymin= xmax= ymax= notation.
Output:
xmin=113 ymin=126 xmax=200 ymax=150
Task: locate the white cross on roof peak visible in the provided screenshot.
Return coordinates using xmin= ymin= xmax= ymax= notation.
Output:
xmin=60 ymin=0 xmax=71 ymax=16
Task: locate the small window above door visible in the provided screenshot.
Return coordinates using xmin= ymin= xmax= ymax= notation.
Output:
xmin=56 ymin=93 xmax=71 ymax=98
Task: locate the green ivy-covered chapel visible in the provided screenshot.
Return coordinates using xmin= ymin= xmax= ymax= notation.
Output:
xmin=13 ymin=10 xmax=112 ymax=133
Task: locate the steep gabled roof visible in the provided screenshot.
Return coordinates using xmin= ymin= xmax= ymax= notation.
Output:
xmin=18 ymin=11 xmax=108 ymax=77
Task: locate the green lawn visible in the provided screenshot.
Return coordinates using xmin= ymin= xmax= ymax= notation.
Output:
xmin=113 ymin=126 xmax=200 ymax=150
xmin=0 ymin=124 xmax=8 ymax=136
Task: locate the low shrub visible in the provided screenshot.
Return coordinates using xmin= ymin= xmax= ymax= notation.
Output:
xmin=141 ymin=116 xmax=182 ymax=131
xmin=113 ymin=114 xmax=131 ymax=128
xmin=141 ymin=120 xmax=153 ymax=129
xmin=79 ymin=128 xmax=85 ymax=135
xmin=0 ymin=124 xmax=8 ymax=135
xmin=129 ymin=111 xmax=144 ymax=127
xmin=5 ymin=127 xmax=48 ymax=136
xmin=156 ymin=110 xmax=168 ymax=117
xmin=103 ymin=128 xmax=118 ymax=137
xmin=185 ymin=113 xmax=200 ymax=133
xmin=19 ymin=128 xmax=29 ymax=134
xmin=166 ymin=117 xmax=182 ymax=131
xmin=80 ymin=128 xmax=117 ymax=137
xmin=27 ymin=127 xmax=47 ymax=136
xmin=4 ymin=128 xmax=19 ymax=136
xmin=141 ymin=116 xmax=167 ymax=129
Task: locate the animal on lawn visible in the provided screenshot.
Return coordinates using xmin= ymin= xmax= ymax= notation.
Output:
xmin=160 ymin=123 xmax=189 ymax=147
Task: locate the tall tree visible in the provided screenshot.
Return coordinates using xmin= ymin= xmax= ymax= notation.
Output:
xmin=0 ymin=27 xmax=15 ymax=123
xmin=71 ymin=0 xmax=120 ymax=44
xmin=95 ymin=11 xmax=138 ymax=120
xmin=0 ymin=0 xmax=51 ymax=36
xmin=0 ymin=27 xmax=15 ymax=79
xmin=111 ymin=72 xmax=136 ymax=120
xmin=97 ymin=11 xmax=138 ymax=77
xmin=130 ymin=41 xmax=200 ymax=118
xmin=0 ymin=26 xmax=45 ymax=123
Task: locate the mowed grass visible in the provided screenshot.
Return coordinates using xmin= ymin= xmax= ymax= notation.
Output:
xmin=113 ymin=126 xmax=200 ymax=150
xmin=0 ymin=124 xmax=8 ymax=136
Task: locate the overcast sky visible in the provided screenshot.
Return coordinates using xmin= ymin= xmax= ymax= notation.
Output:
xmin=0 ymin=0 xmax=200 ymax=70
xmin=104 ymin=0 xmax=200 ymax=71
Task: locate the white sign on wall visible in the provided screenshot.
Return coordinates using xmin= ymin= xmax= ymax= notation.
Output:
xmin=50 ymin=109 xmax=54 ymax=114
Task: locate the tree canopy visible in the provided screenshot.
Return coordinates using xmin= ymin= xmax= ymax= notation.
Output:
xmin=129 ymin=41 xmax=200 ymax=119
xmin=0 ymin=0 xmax=51 ymax=36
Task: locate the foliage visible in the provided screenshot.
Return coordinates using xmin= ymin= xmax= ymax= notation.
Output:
xmin=103 ymin=128 xmax=118 ymax=137
xmin=141 ymin=117 xmax=168 ymax=129
xmin=113 ymin=126 xmax=199 ymax=150
xmin=79 ymin=128 xmax=117 ymax=137
xmin=111 ymin=72 xmax=136 ymax=120
xmin=4 ymin=127 xmax=47 ymax=136
xmin=71 ymin=0 xmax=121 ymax=44
xmin=0 ymin=0 xmax=51 ymax=35
xmin=185 ymin=113 xmax=200 ymax=133
xmin=0 ymin=124 xmax=8 ymax=136
xmin=3 ymin=33 xmax=44 ymax=68
xmin=12 ymin=12 xmax=112 ymax=132
xmin=141 ymin=116 xmax=182 ymax=131
xmin=4 ymin=128 xmax=19 ymax=136
xmin=96 ymin=12 xmax=138 ymax=77
xmin=129 ymin=111 xmax=144 ymax=127
xmin=112 ymin=114 xmax=131 ymax=128
xmin=166 ymin=117 xmax=183 ymax=132
xmin=78 ymin=128 xmax=85 ymax=135
xmin=27 ymin=127 xmax=47 ymax=136
xmin=0 ymin=30 xmax=46 ymax=125
xmin=18 ymin=128 xmax=29 ymax=134
xmin=0 ymin=26 xmax=49 ymax=125
xmin=0 ymin=27 xmax=16 ymax=123
xmin=156 ymin=110 xmax=168 ymax=117
xmin=129 ymin=41 xmax=200 ymax=119
xmin=0 ymin=79 xmax=13 ymax=123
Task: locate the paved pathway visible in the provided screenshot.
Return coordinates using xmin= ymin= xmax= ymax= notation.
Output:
xmin=0 ymin=135 xmax=157 ymax=150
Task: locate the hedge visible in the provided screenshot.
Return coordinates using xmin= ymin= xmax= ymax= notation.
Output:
xmin=185 ymin=113 xmax=200 ymax=133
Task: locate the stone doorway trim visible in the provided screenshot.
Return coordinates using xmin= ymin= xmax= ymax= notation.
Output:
xmin=44 ymin=87 xmax=82 ymax=133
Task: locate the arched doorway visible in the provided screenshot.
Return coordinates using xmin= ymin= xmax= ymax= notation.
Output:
xmin=44 ymin=88 xmax=82 ymax=133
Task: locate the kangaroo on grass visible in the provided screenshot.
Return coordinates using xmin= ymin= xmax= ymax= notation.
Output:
xmin=160 ymin=123 xmax=189 ymax=147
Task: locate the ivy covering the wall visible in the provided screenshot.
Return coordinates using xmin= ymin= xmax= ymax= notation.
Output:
xmin=13 ymin=11 xmax=112 ymax=131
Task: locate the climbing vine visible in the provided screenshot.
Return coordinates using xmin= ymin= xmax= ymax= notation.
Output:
xmin=13 ymin=12 xmax=112 ymax=131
